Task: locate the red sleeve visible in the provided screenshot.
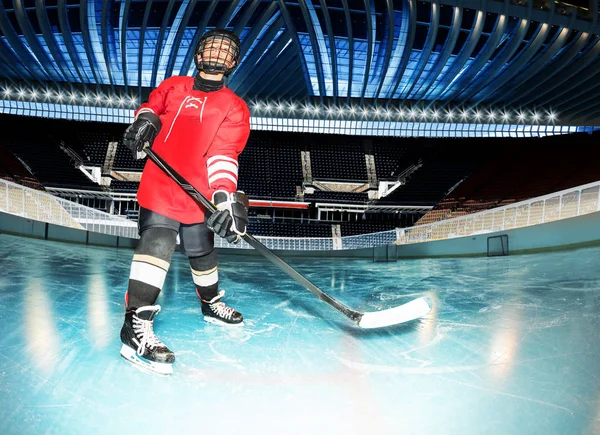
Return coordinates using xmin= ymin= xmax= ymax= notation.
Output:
xmin=134 ymin=77 xmax=180 ymax=118
xmin=206 ymin=96 xmax=251 ymax=194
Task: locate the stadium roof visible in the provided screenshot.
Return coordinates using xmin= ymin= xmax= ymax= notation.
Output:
xmin=1 ymin=0 xmax=599 ymax=129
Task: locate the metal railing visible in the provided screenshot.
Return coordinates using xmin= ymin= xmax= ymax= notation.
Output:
xmin=0 ymin=178 xmax=138 ymax=238
xmin=2 ymin=177 xmax=599 ymax=250
xmin=397 ymin=181 xmax=600 ymax=245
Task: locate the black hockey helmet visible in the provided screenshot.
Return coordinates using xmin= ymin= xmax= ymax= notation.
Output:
xmin=194 ymin=28 xmax=241 ymax=76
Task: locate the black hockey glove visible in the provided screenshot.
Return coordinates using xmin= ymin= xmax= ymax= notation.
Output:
xmin=123 ymin=112 xmax=162 ymax=159
xmin=206 ymin=190 xmax=249 ymax=244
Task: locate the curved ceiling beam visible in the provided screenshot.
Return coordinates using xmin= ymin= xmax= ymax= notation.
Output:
xmin=150 ymin=0 xmax=178 ymax=88
xmin=0 ymin=44 xmax=30 ymax=87
xmin=415 ymin=3 xmax=463 ymax=102
xmin=286 ymin=74 xmax=309 ymax=99
xmin=400 ymin=1 xmax=439 ymax=102
xmin=259 ymin=43 xmax=303 ymax=99
xmin=555 ymin=67 xmax=600 ymax=119
xmin=440 ymin=9 xmax=507 ymax=104
xmin=432 ymin=6 xmax=485 ymax=105
xmin=340 ymin=0 xmax=353 ymax=101
xmin=235 ymin=15 xmax=285 ymax=84
xmin=118 ymin=0 xmax=131 ymax=91
xmin=513 ymin=32 xmax=590 ymax=106
xmin=80 ymin=0 xmax=105 ymax=88
xmin=217 ymin=0 xmax=243 ymax=28
xmin=57 ymin=0 xmax=89 ymax=87
xmin=530 ymin=36 xmax=600 ymax=107
xmin=304 ymin=0 xmax=333 ymax=98
xmin=237 ymin=29 xmax=293 ymax=99
xmin=297 ymin=0 xmax=326 ymax=101
xmin=12 ymin=0 xmax=61 ymax=83
xmin=492 ymin=26 xmax=569 ymax=105
xmin=472 ymin=22 xmax=550 ymax=103
xmin=255 ymin=49 xmax=300 ymax=98
xmin=386 ymin=0 xmax=417 ymax=104
xmin=374 ymin=0 xmax=395 ymax=101
xmin=180 ymin=0 xmax=218 ymax=78
xmin=101 ymin=0 xmax=115 ymax=92
xmin=137 ymin=0 xmax=153 ymax=102
xmin=318 ymin=0 xmax=338 ymax=103
xmin=162 ymin=0 xmax=196 ymax=80
xmin=546 ymin=58 xmax=600 ymax=110
xmin=230 ymin=4 xmax=281 ymax=91
xmin=34 ymin=0 xmax=74 ymax=85
xmin=457 ymin=16 xmax=530 ymax=102
xmin=275 ymin=0 xmax=313 ymax=100
xmin=359 ymin=0 xmax=375 ymax=103
xmin=233 ymin=0 xmax=261 ymax=36
xmin=0 ymin=3 xmax=47 ymax=81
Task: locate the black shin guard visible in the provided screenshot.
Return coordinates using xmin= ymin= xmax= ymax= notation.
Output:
xmin=189 ymin=250 xmax=219 ymax=301
xmin=126 ymin=227 xmax=178 ymax=310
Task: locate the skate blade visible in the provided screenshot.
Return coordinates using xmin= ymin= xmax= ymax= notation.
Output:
xmin=204 ymin=316 xmax=244 ymax=327
xmin=120 ymin=344 xmax=173 ymax=375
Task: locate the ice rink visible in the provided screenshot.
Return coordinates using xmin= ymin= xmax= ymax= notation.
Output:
xmin=0 ymin=232 xmax=599 ymax=435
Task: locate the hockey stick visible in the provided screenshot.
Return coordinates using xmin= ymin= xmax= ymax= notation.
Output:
xmin=144 ymin=148 xmax=431 ymax=328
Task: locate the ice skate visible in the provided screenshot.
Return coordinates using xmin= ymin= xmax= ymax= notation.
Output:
xmin=120 ymin=305 xmax=175 ymax=375
xmin=200 ymin=290 xmax=244 ymax=326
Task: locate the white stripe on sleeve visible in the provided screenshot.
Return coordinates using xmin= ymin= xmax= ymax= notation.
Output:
xmin=207 ymin=161 xmax=239 ymax=178
xmin=207 ymin=155 xmax=238 ymax=166
xmin=208 ymin=172 xmax=238 ymax=186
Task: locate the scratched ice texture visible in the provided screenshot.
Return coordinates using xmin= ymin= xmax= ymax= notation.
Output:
xmin=0 ymin=232 xmax=599 ymax=435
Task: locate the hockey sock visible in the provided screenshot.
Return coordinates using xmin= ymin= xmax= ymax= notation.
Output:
xmin=189 ymin=250 xmax=219 ymax=301
xmin=126 ymin=227 xmax=178 ymax=310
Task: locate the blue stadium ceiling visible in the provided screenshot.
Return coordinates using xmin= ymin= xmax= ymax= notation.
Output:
xmin=1 ymin=0 xmax=600 ymax=126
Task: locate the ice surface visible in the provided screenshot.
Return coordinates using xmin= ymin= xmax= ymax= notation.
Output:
xmin=0 ymin=233 xmax=599 ymax=434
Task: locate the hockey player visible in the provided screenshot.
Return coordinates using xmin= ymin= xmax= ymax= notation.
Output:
xmin=119 ymin=29 xmax=251 ymax=375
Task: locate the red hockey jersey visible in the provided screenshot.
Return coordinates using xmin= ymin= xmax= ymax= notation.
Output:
xmin=134 ymin=76 xmax=250 ymax=223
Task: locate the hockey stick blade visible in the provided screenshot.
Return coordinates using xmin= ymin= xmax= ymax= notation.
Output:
xmin=357 ymin=297 xmax=431 ymax=329
xmin=144 ymin=148 xmax=430 ymax=328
